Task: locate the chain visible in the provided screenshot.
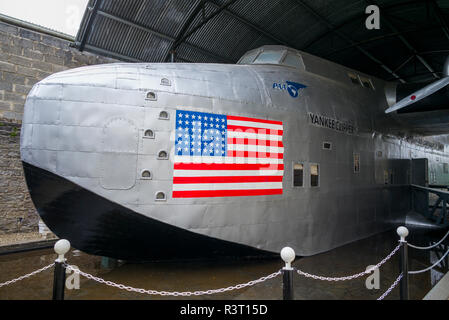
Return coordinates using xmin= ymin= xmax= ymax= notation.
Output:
xmin=0 ymin=263 xmax=55 ymax=288
xmin=409 ymin=246 xmax=449 ymax=274
xmin=0 ymin=242 xmax=407 ymax=300
xmin=377 ymin=273 xmax=403 ymax=300
xmin=295 ymin=243 xmax=401 ymax=281
xmin=65 ymin=264 xmax=281 ymax=296
xmin=407 ymin=229 xmax=449 ymax=250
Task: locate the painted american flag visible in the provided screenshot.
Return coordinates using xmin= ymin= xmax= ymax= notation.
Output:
xmin=173 ymin=110 xmax=284 ymax=198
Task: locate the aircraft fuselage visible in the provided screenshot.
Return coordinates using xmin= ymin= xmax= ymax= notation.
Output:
xmin=20 ymin=47 xmax=449 ymax=260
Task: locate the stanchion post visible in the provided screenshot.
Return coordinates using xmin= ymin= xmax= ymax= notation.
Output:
xmin=52 ymin=239 xmax=71 ymax=300
xmin=397 ymin=226 xmax=409 ymax=300
xmin=281 ymin=247 xmax=295 ymax=300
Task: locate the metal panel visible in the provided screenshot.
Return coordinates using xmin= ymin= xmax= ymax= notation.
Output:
xmin=100 ymin=118 xmax=139 ymax=190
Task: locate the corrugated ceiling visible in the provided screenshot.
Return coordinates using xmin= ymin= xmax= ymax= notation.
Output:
xmin=75 ymin=0 xmax=449 ymax=83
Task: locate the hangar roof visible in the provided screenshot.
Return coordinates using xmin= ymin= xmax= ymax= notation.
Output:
xmin=74 ymin=0 xmax=449 ymax=83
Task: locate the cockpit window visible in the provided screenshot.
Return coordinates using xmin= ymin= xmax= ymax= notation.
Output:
xmin=253 ymin=51 xmax=284 ymax=64
xmin=282 ymin=53 xmax=303 ymax=69
xmin=237 ymin=48 xmax=303 ymax=67
xmin=238 ymin=51 xmax=259 ymax=65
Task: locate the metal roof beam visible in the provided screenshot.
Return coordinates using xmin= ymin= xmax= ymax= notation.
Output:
xmin=207 ymin=1 xmax=292 ymax=47
xmin=83 ymin=44 xmax=143 ymax=62
xmin=387 ymin=70 xmax=445 ymax=82
xmin=431 ymin=0 xmax=449 ymax=43
xmin=302 ymin=0 xmax=428 ymax=50
xmin=164 ymin=0 xmax=206 ymax=62
xmin=78 ymin=0 xmax=102 ymax=52
xmin=292 ymin=0 xmax=406 ymax=83
xmin=167 ymin=0 xmax=273 ymax=62
xmin=168 ymin=0 xmax=297 ymax=62
xmin=324 ymin=25 xmax=441 ymax=58
xmin=97 ymin=10 xmax=172 ymax=41
xmin=173 ymin=0 xmax=239 ymax=50
xmin=365 ymin=0 xmax=439 ymax=79
xmin=420 ymin=49 xmax=449 ymax=55
xmin=84 ymin=44 xmax=193 ymax=63
xmin=393 ymin=55 xmax=415 ymax=73
xmin=96 ymin=10 xmax=233 ymax=63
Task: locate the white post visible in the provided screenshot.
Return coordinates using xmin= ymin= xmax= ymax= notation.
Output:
xmin=281 ymin=247 xmax=295 ymax=270
xmin=54 ymin=239 xmax=71 ymax=262
xmin=53 ymin=239 xmax=71 ymax=300
xmin=396 ymin=226 xmax=409 ymax=300
xmin=397 ymin=226 xmax=409 ymax=242
xmin=281 ymin=247 xmax=295 ymax=300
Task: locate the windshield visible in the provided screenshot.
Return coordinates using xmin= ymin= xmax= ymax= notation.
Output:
xmin=237 ymin=48 xmax=303 ymax=68
xmin=238 ymin=51 xmax=259 ymax=64
xmin=282 ymin=53 xmax=303 ymax=69
xmin=252 ymin=50 xmax=284 ymax=64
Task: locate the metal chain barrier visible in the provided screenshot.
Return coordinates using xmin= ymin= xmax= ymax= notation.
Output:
xmin=407 ymin=229 xmax=449 ymax=250
xmin=0 ymin=263 xmax=55 ymax=288
xmin=409 ymin=247 xmax=449 ymax=274
xmin=0 ymin=229 xmax=414 ymax=300
xmin=65 ymin=263 xmax=281 ymax=296
xmin=295 ymin=243 xmax=401 ymax=281
xmin=377 ymin=273 xmax=403 ymax=300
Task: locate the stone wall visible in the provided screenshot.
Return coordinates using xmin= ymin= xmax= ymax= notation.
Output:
xmin=0 ymin=20 xmax=118 ymax=234
xmin=0 ymin=119 xmax=36 ymax=234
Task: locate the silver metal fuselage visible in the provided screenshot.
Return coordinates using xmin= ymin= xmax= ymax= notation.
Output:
xmin=20 ymin=48 xmax=449 ymax=257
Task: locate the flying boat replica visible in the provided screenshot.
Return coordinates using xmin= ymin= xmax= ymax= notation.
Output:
xmin=20 ymin=45 xmax=449 ymax=261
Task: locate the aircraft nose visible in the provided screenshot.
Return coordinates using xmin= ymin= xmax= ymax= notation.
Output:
xmin=20 ymin=64 xmax=126 ymax=174
xmin=20 ymin=63 xmax=174 ymax=197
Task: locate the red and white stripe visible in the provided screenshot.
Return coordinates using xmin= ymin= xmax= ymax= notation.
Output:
xmin=172 ymin=115 xmax=284 ymax=198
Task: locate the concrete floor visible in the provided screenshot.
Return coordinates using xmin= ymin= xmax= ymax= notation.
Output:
xmin=423 ymin=271 xmax=449 ymax=300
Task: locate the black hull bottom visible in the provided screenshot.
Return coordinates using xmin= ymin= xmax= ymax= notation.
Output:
xmin=22 ymin=162 xmax=273 ymax=261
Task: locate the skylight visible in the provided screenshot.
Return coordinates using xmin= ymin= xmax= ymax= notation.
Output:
xmin=0 ymin=0 xmax=88 ymax=37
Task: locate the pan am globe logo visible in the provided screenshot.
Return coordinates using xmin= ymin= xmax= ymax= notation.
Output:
xmin=273 ymin=81 xmax=307 ymax=98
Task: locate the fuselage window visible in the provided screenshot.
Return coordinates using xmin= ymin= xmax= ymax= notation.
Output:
xmin=293 ymin=163 xmax=304 ymax=187
xmin=159 ymin=111 xmax=169 ymax=120
xmin=360 ymin=77 xmax=374 ymax=90
xmin=155 ymin=192 xmax=167 ymax=201
xmin=146 ymin=91 xmax=157 ymax=100
xmin=160 ymin=78 xmax=171 ymax=86
xmin=311 ymin=164 xmax=319 ymax=187
xmin=323 ymin=142 xmax=332 ymax=150
xmin=141 ymin=170 xmax=152 ymax=179
xmin=348 ymin=73 xmax=361 ymax=86
xmin=144 ymin=129 xmax=154 ymax=139
xmin=354 ymin=153 xmax=360 ymax=173
xmin=253 ymin=51 xmax=284 ymax=65
xmin=158 ymin=150 xmax=168 ymax=159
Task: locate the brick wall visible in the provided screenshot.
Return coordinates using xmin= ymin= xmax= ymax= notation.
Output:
xmin=0 ymin=20 xmax=118 ymax=234
xmin=0 ymin=119 xmax=37 ymax=234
